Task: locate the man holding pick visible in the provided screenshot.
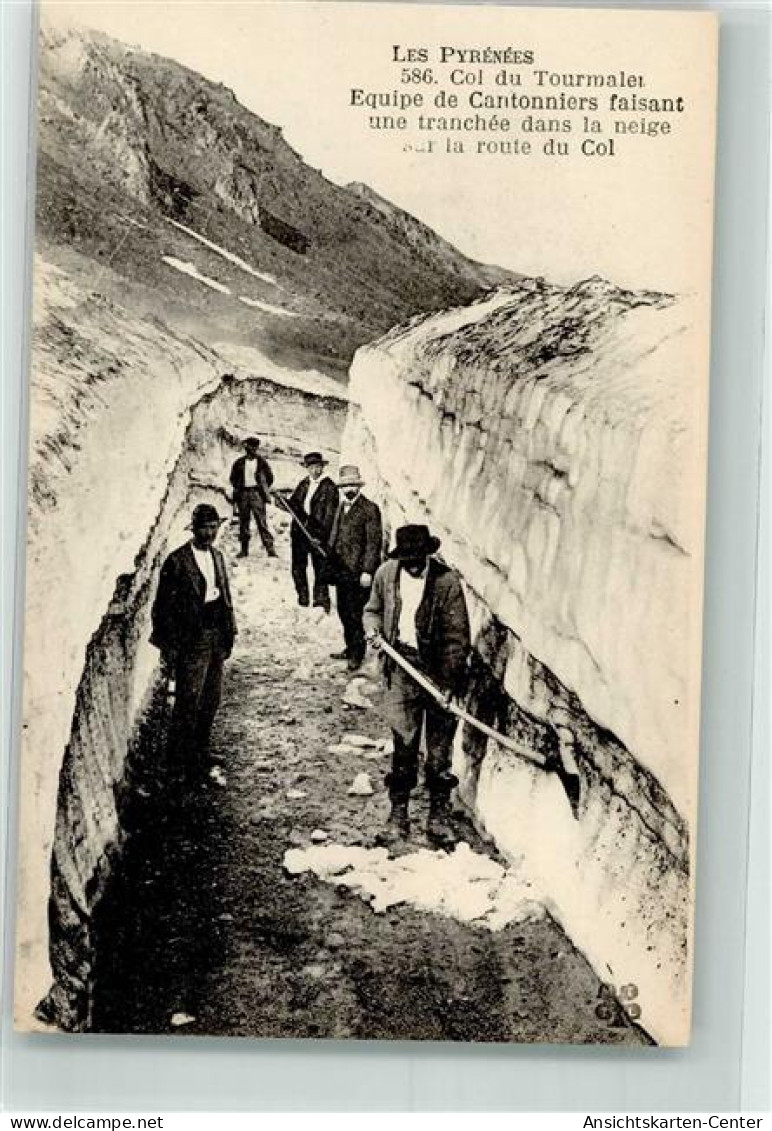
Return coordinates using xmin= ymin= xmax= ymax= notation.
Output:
xmin=364 ymin=524 xmax=470 ymax=848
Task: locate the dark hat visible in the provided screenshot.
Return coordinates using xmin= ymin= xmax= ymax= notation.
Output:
xmin=190 ymin=503 xmax=224 ymax=529
xmin=243 ymin=436 xmax=260 ymax=449
xmin=302 ymin=451 xmax=328 ymax=468
xmin=388 ymin=524 xmax=441 ymax=560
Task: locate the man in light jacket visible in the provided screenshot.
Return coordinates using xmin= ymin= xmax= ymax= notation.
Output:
xmin=364 ymin=524 xmax=470 ymax=848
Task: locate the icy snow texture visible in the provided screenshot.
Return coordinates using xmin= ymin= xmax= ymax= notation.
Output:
xmin=342 ymin=277 xmax=707 ymax=1045
xmin=17 ymin=256 xmax=347 ymax=1028
xmin=345 ymin=277 xmax=705 ymax=818
xmin=284 ymin=842 xmax=545 ymax=927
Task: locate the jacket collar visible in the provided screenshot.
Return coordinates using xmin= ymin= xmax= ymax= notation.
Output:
xmin=182 ymin=542 xmax=206 ymax=595
xmin=396 ymin=556 xmax=445 ymax=583
xmin=183 ymin=541 xmax=228 ymax=599
xmin=340 ymin=492 xmax=362 ymax=513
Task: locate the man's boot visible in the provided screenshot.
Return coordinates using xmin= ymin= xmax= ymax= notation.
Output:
xmin=376 ymin=771 xmax=413 ymax=848
xmin=426 ymin=772 xmax=459 ymax=850
xmin=376 ymin=796 xmax=410 ymax=848
xmin=237 ymin=539 xmax=249 ymax=559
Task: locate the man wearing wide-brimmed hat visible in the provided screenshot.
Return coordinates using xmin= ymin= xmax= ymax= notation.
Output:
xmin=150 ymin=503 xmax=236 ymax=782
xmin=286 ymin=451 xmax=339 ymax=613
xmin=327 ymin=465 xmax=383 ymax=671
xmin=228 ymin=436 xmax=277 ymax=559
xmin=364 ymin=524 xmax=470 ymax=848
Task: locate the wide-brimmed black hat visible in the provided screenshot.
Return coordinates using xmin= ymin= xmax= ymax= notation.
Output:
xmin=190 ymin=503 xmax=225 ymax=529
xmin=302 ymin=451 xmax=328 ymax=468
xmin=243 ymin=436 xmax=260 ymax=449
xmin=388 ymin=524 xmax=441 ymax=560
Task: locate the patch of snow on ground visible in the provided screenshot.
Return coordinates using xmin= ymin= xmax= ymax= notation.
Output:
xmin=239 ymin=295 xmax=300 ymax=317
xmin=283 ymin=841 xmax=545 ymax=928
xmin=167 ymin=219 xmax=280 ymax=286
xmin=161 ymin=256 xmax=230 ymax=294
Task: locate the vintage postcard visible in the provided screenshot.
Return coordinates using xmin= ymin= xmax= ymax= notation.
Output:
xmin=15 ymin=2 xmax=717 ymax=1045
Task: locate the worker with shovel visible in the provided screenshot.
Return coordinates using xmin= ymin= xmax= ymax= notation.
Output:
xmin=364 ymin=524 xmax=471 ymax=849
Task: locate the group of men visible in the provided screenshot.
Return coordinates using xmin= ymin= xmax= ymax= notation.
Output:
xmin=151 ymin=436 xmax=471 ymax=847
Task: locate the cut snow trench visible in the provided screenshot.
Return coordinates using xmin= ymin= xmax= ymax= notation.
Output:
xmin=32 ymin=346 xmax=668 ymax=1041
xmin=27 ymin=276 xmax=682 ymax=1045
xmin=28 ymin=357 xmax=347 ymax=1032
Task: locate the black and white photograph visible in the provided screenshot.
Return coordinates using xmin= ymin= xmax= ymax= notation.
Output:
xmin=14 ymin=1 xmax=718 ymax=1048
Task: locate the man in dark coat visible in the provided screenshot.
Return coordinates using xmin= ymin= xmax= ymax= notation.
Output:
xmin=364 ymin=524 xmax=471 ymax=848
xmin=286 ymin=451 xmax=338 ymax=613
xmin=327 ymin=464 xmax=383 ymax=671
xmin=229 ymin=437 xmax=277 ymax=559
xmin=150 ymin=503 xmax=237 ymax=780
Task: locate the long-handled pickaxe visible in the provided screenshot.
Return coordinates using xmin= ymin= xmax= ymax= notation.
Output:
xmin=376 ymin=637 xmax=582 ymax=814
xmin=271 ymin=490 xmax=328 ymax=556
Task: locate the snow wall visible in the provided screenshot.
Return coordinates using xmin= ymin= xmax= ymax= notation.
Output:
xmin=16 ymin=259 xmax=348 ymax=1030
xmin=342 ymin=277 xmax=708 ymax=1046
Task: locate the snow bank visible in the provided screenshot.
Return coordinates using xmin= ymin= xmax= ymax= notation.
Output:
xmin=342 ymin=276 xmax=707 ymax=1045
xmin=16 ymin=255 xmax=347 ymax=1029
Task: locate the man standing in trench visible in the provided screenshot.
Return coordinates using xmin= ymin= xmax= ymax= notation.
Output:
xmin=364 ymin=524 xmax=471 ymax=848
xmin=150 ymin=503 xmax=236 ymax=782
xmin=229 ymin=436 xmax=277 ymax=559
xmin=286 ymin=451 xmax=339 ymax=613
xmin=327 ymin=464 xmax=383 ymax=671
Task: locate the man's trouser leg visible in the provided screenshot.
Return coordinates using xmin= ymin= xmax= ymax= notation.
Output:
xmin=378 ymin=668 xmax=422 ymax=844
xmin=291 ymin=532 xmax=310 ymax=605
xmin=425 ymin=699 xmax=459 ymax=846
xmin=425 ymin=700 xmax=458 ymax=783
xmin=246 ymin=488 xmax=276 ymax=554
xmin=310 ymin=548 xmax=331 ymax=612
xmin=237 ymin=494 xmax=251 ymax=555
xmin=169 ymin=638 xmax=214 ymax=779
xmin=192 ymin=630 xmax=226 ymax=758
xmin=336 ymin=574 xmax=366 ymax=664
xmin=388 ymin=728 xmax=421 ymax=799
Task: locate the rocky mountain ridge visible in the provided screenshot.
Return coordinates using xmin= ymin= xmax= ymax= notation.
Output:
xmin=36 ymin=22 xmax=514 ymax=373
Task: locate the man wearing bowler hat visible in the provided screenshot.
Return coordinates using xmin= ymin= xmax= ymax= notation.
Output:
xmin=327 ymin=465 xmax=383 ymax=671
xmin=364 ymin=524 xmax=470 ymax=848
xmin=150 ymin=503 xmax=237 ymax=781
xmin=228 ymin=436 xmax=277 ymax=559
xmin=286 ymin=451 xmax=339 ymax=612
